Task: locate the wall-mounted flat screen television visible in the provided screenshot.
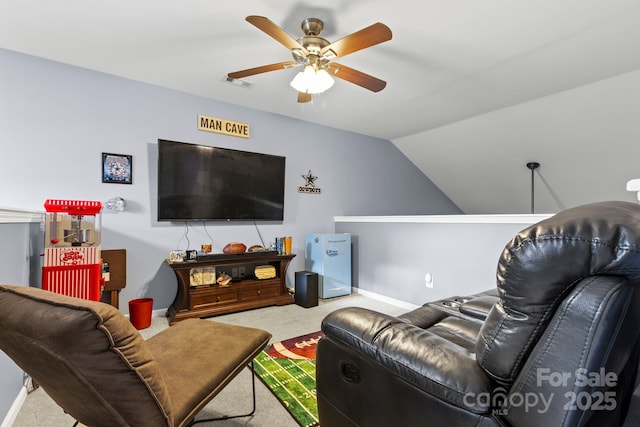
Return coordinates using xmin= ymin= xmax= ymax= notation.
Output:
xmin=157 ymin=139 xmax=286 ymax=221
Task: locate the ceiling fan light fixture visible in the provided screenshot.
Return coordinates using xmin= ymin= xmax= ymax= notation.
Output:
xmin=290 ymin=65 xmax=334 ymax=94
xmin=229 ymin=16 xmax=391 ymax=101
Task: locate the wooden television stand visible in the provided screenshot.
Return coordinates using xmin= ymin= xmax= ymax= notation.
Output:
xmin=166 ymin=252 xmax=295 ymax=324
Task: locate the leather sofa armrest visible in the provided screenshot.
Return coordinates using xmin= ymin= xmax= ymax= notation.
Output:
xmin=459 ymin=295 xmax=499 ymax=319
xmin=321 ymin=307 xmax=494 ymax=413
xmin=397 ymin=304 xmax=448 ymax=327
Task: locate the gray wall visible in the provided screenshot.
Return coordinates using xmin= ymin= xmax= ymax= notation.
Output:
xmin=0 ymin=47 xmax=460 ymax=311
xmin=336 ymin=220 xmax=541 ymax=304
xmin=0 ymin=222 xmax=35 ymax=421
xmin=0 ymin=48 xmax=460 ymax=421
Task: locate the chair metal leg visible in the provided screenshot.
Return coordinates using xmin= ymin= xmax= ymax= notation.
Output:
xmin=187 ymin=361 xmax=257 ymax=426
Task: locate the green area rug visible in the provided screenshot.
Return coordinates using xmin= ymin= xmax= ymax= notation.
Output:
xmin=253 ymin=331 xmax=323 ymax=427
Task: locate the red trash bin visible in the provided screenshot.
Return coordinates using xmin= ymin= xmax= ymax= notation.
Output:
xmin=129 ymin=298 xmax=153 ymax=329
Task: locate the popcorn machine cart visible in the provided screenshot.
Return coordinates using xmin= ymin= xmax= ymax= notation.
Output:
xmin=42 ymin=199 xmax=103 ymax=301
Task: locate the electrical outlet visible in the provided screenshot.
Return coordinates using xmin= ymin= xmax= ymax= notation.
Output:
xmin=425 ymin=273 xmax=434 ymax=288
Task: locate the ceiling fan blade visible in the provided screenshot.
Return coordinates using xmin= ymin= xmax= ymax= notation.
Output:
xmin=246 ymin=16 xmax=307 ymax=52
xmin=329 ymin=63 xmax=387 ymax=92
xmin=297 ymin=92 xmax=313 ymax=103
xmin=320 ymin=22 xmax=392 ymax=60
xmin=228 ymin=61 xmax=298 ymax=79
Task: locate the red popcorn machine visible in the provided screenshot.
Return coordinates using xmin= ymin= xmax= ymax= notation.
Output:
xmin=42 ymin=199 xmax=103 ymax=301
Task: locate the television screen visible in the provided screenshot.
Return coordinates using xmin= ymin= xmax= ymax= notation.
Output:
xmin=157 ymin=139 xmax=286 ymax=221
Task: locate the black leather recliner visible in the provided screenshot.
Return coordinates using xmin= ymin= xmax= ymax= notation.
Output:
xmin=317 ymin=201 xmax=640 ymax=426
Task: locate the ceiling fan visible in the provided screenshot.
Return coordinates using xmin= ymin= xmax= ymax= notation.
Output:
xmin=227 ymin=15 xmax=392 ymax=103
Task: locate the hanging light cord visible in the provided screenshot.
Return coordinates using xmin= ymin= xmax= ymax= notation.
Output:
xmin=527 ymin=162 xmax=540 ymax=214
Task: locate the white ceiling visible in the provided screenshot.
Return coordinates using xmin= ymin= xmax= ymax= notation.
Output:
xmin=2 ymin=0 xmax=640 ymax=214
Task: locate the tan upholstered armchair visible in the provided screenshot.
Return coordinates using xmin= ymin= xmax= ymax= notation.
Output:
xmin=0 ymin=284 xmax=271 ymax=427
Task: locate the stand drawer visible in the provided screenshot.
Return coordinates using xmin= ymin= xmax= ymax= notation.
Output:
xmin=239 ymin=283 xmax=280 ymax=301
xmin=190 ymin=289 xmax=237 ymax=310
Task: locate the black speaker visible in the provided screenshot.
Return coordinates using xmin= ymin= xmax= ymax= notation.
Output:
xmin=295 ymin=271 xmax=318 ymax=308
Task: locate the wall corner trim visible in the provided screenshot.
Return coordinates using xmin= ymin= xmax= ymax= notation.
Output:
xmin=0 ymin=207 xmax=44 ymax=224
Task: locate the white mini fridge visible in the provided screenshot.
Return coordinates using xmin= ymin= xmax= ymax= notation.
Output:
xmin=305 ymin=233 xmax=351 ymax=299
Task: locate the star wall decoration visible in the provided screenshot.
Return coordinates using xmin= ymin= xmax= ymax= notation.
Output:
xmin=298 ymin=170 xmax=321 ymax=194
xmin=302 ymin=170 xmax=318 ymax=187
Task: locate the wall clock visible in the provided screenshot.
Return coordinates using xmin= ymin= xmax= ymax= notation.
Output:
xmin=102 ymin=153 xmax=132 ymax=184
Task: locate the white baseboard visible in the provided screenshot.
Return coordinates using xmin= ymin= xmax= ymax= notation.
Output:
xmin=352 ymin=287 xmax=420 ymax=311
xmin=140 ymin=295 xmax=417 ymax=320
xmin=1 ymin=385 xmax=27 ymax=427
xmin=151 ymin=308 xmax=165 ymax=318
xmin=136 ymin=292 xmax=418 ymax=320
